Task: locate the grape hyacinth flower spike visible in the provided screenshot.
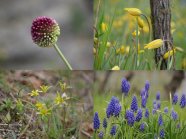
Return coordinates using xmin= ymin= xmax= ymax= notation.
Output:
xmin=31 ymin=16 xmax=72 ymax=70
xmin=93 ymin=112 xmax=100 ymax=131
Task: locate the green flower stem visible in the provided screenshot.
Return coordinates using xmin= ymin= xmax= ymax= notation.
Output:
xmin=54 ymin=44 xmax=73 ymax=70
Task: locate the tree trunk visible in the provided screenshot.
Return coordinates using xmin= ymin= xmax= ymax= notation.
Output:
xmin=150 ymin=0 xmax=173 ymax=69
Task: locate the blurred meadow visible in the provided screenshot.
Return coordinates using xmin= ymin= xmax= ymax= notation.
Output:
xmin=94 ymin=0 xmax=186 ymax=70
xmin=0 ymin=0 xmax=93 ymax=69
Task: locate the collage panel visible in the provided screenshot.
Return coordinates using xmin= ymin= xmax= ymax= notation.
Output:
xmin=0 ymin=0 xmax=93 ymax=70
xmin=93 ymin=0 xmax=186 ymax=70
xmin=93 ymin=71 xmax=186 ymax=139
xmin=0 ymin=70 xmax=93 ymax=138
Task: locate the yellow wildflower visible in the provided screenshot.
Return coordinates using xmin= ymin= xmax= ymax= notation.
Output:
xmin=29 ymin=90 xmax=39 ymax=97
xmin=55 ymin=92 xmax=64 ymax=105
xmin=35 ymin=102 xmax=45 ymax=110
xmin=137 ymin=17 xmax=144 ymax=28
xmin=163 ymin=49 xmax=176 ymax=59
xmin=59 ymin=82 xmax=67 ymax=92
xmin=124 ymin=8 xmax=142 ymax=16
xmin=120 ymin=46 xmax=125 ymax=54
xmin=40 ymin=85 xmax=50 ymax=93
xmin=101 ymin=22 xmax=108 ymax=32
xmin=125 ymin=46 xmax=130 ymax=54
xmin=106 ymin=42 xmax=111 ymax=48
xmin=37 ymin=107 xmax=51 ymax=116
xmin=144 ymin=39 xmax=163 ymax=49
xmin=142 ymin=25 xmax=149 ymax=33
xmin=132 ymin=30 xmax=140 ymax=37
xmin=112 ymin=66 xmax=120 ymax=70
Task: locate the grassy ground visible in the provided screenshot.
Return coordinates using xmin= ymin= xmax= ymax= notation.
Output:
xmin=94 ymin=0 xmax=186 ymax=70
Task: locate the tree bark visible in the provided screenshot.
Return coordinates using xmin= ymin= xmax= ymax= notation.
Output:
xmin=150 ymin=0 xmax=173 ymax=69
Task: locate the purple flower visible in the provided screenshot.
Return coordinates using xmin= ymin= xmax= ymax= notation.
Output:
xmin=106 ymin=97 xmax=121 ymax=118
xmin=141 ymin=96 xmax=147 ymax=108
xmin=156 ymin=92 xmax=160 ymax=100
xmin=125 ymin=110 xmax=135 ymax=126
xmin=103 ymin=118 xmax=107 ymax=129
xmin=135 ymin=108 xmax=143 ymax=122
xmin=172 ymin=93 xmax=178 ymax=105
xmin=152 ymin=109 xmax=157 ymax=115
xmin=177 ymin=123 xmax=181 ymax=129
xmin=171 ymin=109 xmax=178 ymax=121
xmin=157 ymin=102 xmax=161 ymax=109
xmin=31 ymin=16 xmax=60 ymax=47
xmin=93 ymin=112 xmax=100 ymax=130
xmin=158 ymin=114 xmax=163 ymax=126
xmin=145 ymin=81 xmax=150 ymax=92
xmin=159 ymin=129 xmax=165 ymax=138
xmin=131 ymin=95 xmax=138 ymax=112
xmin=98 ymin=131 xmax=104 ymax=139
xmin=145 ymin=109 xmax=149 ymax=118
xmin=121 ymin=78 xmax=130 ymax=95
xmin=110 ymin=125 xmax=117 ymax=136
xmin=139 ymin=123 xmax=145 ymax=132
xmin=164 ymin=107 xmax=168 ymax=113
xmin=180 ymin=94 xmax=186 ymax=108
xmin=140 ymin=88 xmax=146 ymax=98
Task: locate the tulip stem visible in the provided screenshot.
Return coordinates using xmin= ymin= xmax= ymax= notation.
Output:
xmin=54 ymin=44 xmax=73 ymax=70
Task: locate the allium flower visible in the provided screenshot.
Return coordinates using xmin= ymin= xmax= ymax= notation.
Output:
xmin=121 ymin=78 xmax=130 ymax=95
xmin=31 ymin=16 xmax=60 ymax=47
xmin=158 ymin=114 xmax=163 ymax=126
xmin=156 ymin=92 xmax=160 ymax=100
xmin=164 ymin=107 xmax=168 ymax=113
xmin=98 ymin=131 xmax=104 ymax=139
xmin=180 ymin=94 xmax=186 ymax=108
xmin=135 ymin=108 xmax=143 ymax=122
xmin=106 ymin=97 xmax=121 ymax=118
xmin=145 ymin=81 xmax=150 ymax=92
xmin=93 ymin=112 xmax=100 ymax=130
xmin=141 ymin=96 xmax=147 ymax=108
xmin=145 ymin=109 xmax=149 ymax=118
xmin=103 ymin=118 xmax=107 ymax=129
xmin=139 ymin=123 xmax=145 ymax=132
xmin=131 ymin=95 xmax=138 ymax=112
xmin=125 ymin=110 xmax=135 ymax=126
xmin=110 ymin=125 xmax=117 ymax=136
xmin=171 ymin=109 xmax=178 ymax=121
xmin=159 ymin=129 xmax=165 ymax=138
xmin=172 ymin=93 xmax=178 ymax=105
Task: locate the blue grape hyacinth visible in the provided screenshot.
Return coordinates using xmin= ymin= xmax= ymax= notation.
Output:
xmin=110 ymin=125 xmax=117 ymax=136
xmin=145 ymin=81 xmax=150 ymax=91
xmin=139 ymin=123 xmax=145 ymax=132
xmin=172 ymin=93 xmax=178 ymax=105
xmin=158 ymin=114 xmax=163 ymax=126
xmin=98 ymin=131 xmax=104 ymax=139
xmin=131 ymin=95 xmax=138 ymax=112
xmin=171 ymin=109 xmax=178 ymax=121
xmin=93 ymin=112 xmax=100 ymax=130
xmin=156 ymin=91 xmax=160 ymax=100
xmin=164 ymin=107 xmax=168 ymax=113
xmin=180 ymin=94 xmax=186 ymax=108
xmin=159 ymin=129 xmax=165 ymax=138
xmin=103 ymin=118 xmax=107 ymax=129
xmin=121 ymin=78 xmax=130 ymax=96
xmin=145 ymin=108 xmax=149 ymax=118
xmin=135 ymin=108 xmax=143 ymax=122
xmin=125 ymin=110 xmax=135 ymax=126
xmin=141 ymin=96 xmax=147 ymax=108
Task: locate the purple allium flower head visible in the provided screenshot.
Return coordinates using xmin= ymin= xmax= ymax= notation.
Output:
xmin=156 ymin=91 xmax=160 ymax=100
xmin=106 ymin=97 xmax=121 ymax=118
xmin=164 ymin=107 xmax=168 ymax=113
xmin=180 ymin=94 xmax=186 ymax=108
xmin=114 ymin=103 xmax=121 ymax=117
xmin=159 ymin=129 xmax=165 ymax=138
xmin=145 ymin=81 xmax=150 ymax=92
xmin=121 ymin=78 xmax=130 ymax=95
xmin=141 ymin=96 xmax=147 ymax=108
xmin=131 ymin=95 xmax=138 ymax=112
xmin=31 ymin=16 xmax=60 ymax=47
xmin=110 ymin=125 xmax=117 ymax=136
xmin=125 ymin=110 xmax=135 ymax=126
xmin=98 ymin=131 xmax=104 ymax=139
xmin=145 ymin=108 xmax=149 ymax=118
xmin=172 ymin=93 xmax=178 ymax=105
xmin=171 ymin=109 xmax=178 ymax=121
xmin=158 ymin=114 xmax=163 ymax=126
xmin=103 ymin=118 xmax=107 ymax=129
xmin=135 ymin=108 xmax=143 ymax=122
xmin=93 ymin=112 xmax=100 ymax=130
xmin=139 ymin=123 xmax=145 ymax=132
xmin=157 ymin=102 xmax=161 ymax=109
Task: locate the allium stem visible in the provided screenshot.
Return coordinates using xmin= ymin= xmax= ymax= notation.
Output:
xmin=54 ymin=44 xmax=73 ymax=70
